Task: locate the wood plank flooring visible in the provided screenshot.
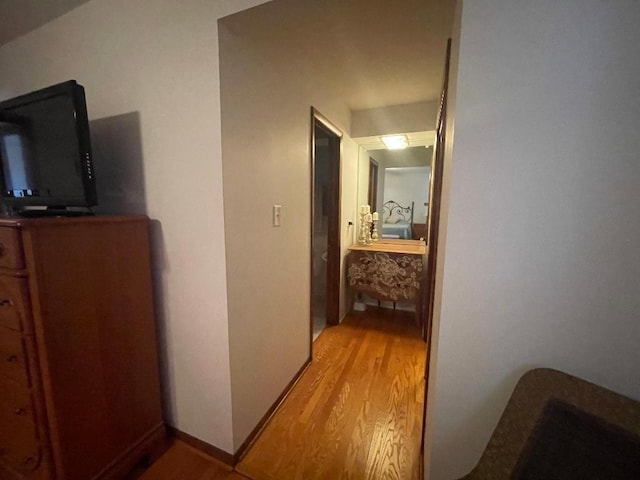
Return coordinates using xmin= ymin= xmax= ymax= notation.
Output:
xmin=136 ymin=309 xmax=426 ymax=480
xmin=137 ymin=440 xmax=249 ymax=480
xmin=236 ymin=308 xmax=426 ymax=480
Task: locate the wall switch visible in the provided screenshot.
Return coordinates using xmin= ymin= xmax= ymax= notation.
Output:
xmin=273 ymin=205 xmax=282 ymax=227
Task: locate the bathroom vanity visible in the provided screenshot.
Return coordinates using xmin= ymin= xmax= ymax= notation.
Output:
xmin=346 ymin=240 xmax=427 ymax=326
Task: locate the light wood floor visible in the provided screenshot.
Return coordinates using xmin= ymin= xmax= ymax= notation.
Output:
xmin=237 ymin=308 xmax=426 ymax=480
xmin=137 ymin=440 xmax=249 ymax=480
xmin=138 ymin=308 xmax=426 ymax=480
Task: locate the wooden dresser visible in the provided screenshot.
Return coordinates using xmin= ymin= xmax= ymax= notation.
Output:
xmin=0 ymin=215 xmax=167 ymax=479
xmin=347 ymin=240 xmax=427 ymax=326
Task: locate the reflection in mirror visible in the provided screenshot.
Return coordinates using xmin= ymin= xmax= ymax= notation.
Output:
xmin=356 ymin=135 xmax=433 ymax=244
xmin=367 ymin=158 xmax=378 ymax=209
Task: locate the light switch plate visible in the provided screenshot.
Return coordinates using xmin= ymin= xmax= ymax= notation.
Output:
xmin=273 ymin=205 xmax=282 ymax=227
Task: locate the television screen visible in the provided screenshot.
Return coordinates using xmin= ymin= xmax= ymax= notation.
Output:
xmin=0 ymin=80 xmax=96 ymax=212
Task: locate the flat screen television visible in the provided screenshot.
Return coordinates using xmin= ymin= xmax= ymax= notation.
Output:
xmin=0 ymin=80 xmax=96 ymax=214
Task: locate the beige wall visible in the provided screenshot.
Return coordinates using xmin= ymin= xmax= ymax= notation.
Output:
xmin=429 ymin=0 xmax=640 ymax=478
xmin=369 ymin=147 xmax=433 ymax=169
xmin=340 ymin=138 xmax=360 ymax=317
xmin=0 ymin=0 xmax=269 ymax=453
xmin=351 ymin=100 xmax=438 ymax=138
xmin=219 ymin=8 xmax=360 ymax=449
xmin=357 ymin=147 xmax=371 ymax=213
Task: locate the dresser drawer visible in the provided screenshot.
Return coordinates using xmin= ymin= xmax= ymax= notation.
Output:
xmin=0 ymin=434 xmax=42 ymax=475
xmin=0 ymin=379 xmax=36 ymax=428
xmin=0 ymin=389 xmax=39 ymax=457
xmin=0 ymin=228 xmax=24 ymax=270
xmin=0 ymin=277 xmax=32 ymax=333
xmin=0 ymin=327 xmax=31 ymax=386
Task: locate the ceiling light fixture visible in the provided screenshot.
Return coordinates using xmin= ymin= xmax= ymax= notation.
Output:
xmin=380 ymin=134 xmax=409 ymax=150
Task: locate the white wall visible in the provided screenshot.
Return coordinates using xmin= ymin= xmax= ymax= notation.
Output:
xmin=429 ymin=0 xmax=640 ymax=478
xmin=0 ymin=0 xmax=269 ymax=453
xmin=383 ymin=167 xmax=430 ymax=223
xmin=219 ymin=7 xmax=360 ymax=449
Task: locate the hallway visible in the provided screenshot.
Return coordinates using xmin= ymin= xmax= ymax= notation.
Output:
xmin=236 ymin=308 xmax=426 ymax=480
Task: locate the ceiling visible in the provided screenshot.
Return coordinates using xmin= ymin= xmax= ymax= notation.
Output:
xmin=354 ymin=131 xmax=436 ymax=151
xmin=1 ymin=0 xmax=455 ymax=111
xmin=0 ymin=0 xmax=93 ymax=46
xmin=220 ymin=0 xmax=455 ymax=110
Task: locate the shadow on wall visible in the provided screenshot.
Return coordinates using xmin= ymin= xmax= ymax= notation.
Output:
xmin=90 ymin=111 xmax=146 ymax=215
xmin=90 ymin=111 xmax=174 ymax=424
xmin=148 ymin=219 xmax=173 ymax=425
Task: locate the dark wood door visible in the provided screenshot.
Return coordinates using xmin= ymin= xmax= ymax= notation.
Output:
xmin=368 ymin=158 xmax=378 ymax=210
xmin=423 ymin=40 xmax=450 ymax=343
xmin=420 ymin=38 xmax=452 ymax=460
xmin=310 ymin=108 xmax=342 ymax=347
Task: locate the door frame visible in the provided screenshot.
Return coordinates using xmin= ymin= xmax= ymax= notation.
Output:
xmin=420 ymin=38 xmax=452 ymax=473
xmin=310 ymin=107 xmax=342 ymax=350
xmin=367 ymin=157 xmax=379 ymax=211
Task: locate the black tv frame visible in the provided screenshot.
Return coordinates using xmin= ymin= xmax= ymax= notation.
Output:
xmin=0 ymin=80 xmax=97 ymax=212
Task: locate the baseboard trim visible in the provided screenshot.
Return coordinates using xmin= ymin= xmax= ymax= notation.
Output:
xmin=97 ymin=422 xmax=169 ymax=478
xmin=234 ymin=356 xmax=312 ymax=462
xmin=168 ymin=426 xmax=236 ymax=466
xmin=168 ymin=356 xmax=312 ymax=467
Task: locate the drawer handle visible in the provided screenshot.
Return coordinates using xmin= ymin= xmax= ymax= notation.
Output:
xmin=0 ymin=299 xmax=12 ymax=307
xmin=0 ymin=241 xmax=5 ymax=257
xmin=15 ymin=408 xmax=26 ymax=416
xmin=23 ymin=456 xmax=36 ymax=467
xmin=6 ymin=354 xmax=18 ymax=363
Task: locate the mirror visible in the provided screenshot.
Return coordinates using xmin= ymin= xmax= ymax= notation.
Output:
xmin=355 ymin=132 xmax=434 ymax=244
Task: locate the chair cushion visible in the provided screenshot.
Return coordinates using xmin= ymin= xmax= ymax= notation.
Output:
xmin=513 ymin=398 xmax=640 ymax=480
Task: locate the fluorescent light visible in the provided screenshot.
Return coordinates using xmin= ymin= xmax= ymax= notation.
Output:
xmin=380 ymin=134 xmax=408 ymax=150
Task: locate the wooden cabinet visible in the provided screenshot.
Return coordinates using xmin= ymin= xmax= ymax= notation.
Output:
xmin=411 ymin=222 xmax=428 ymax=241
xmin=347 ymin=240 xmax=427 ymax=326
xmin=0 ymin=216 xmax=167 ymax=479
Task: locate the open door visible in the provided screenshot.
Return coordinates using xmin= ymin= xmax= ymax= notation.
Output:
xmin=420 ymin=38 xmax=452 ymax=469
xmin=423 ymin=41 xmax=451 ymax=344
xmin=310 ymin=108 xmax=342 ymax=345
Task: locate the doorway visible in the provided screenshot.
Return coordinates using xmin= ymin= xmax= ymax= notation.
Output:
xmin=368 ymin=157 xmax=378 ymax=210
xmin=217 ymin=0 xmax=455 ymax=467
xmin=311 ymin=109 xmax=342 ymax=342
